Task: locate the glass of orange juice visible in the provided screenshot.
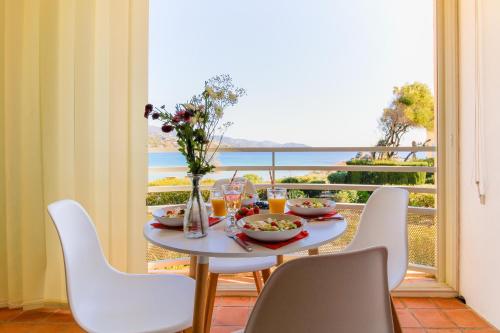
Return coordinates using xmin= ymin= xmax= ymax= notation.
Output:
xmin=210 ymin=189 xmax=227 ymax=217
xmin=267 ymin=188 xmax=287 ymax=213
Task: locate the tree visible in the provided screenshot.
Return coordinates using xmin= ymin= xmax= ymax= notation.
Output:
xmin=377 ymin=82 xmax=434 ymax=159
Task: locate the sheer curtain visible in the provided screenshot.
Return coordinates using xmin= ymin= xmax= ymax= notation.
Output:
xmin=0 ymin=0 xmax=148 ymax=308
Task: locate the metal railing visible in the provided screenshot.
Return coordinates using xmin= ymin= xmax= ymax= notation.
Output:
xmin=147 ymin=146 xmax=437 ymax=274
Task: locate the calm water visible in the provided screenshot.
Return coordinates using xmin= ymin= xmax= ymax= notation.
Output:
xmin=148 ymin=151 xmax=356 ymax=181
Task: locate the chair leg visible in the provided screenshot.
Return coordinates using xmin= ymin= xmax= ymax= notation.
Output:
xmin=253 ymin=271 xmax=264 ymax=293
xmin=390 ymin=296 xmax=402 ymax=333
xmin=204 ymin=273 xmax=219 ymax=333
xmin=276 ymin=255 xmax=284 ymax=265
xmin=261 ymin=268 xmax=271 ymax=283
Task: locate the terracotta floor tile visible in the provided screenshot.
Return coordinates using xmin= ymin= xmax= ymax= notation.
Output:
xmin=465 ymin=329 xmax=500 ymax=332
xmin=44 ymin=311 xmax=75 ymax=323
xmin=211 ymin=325 xmax=244 ymax=333
xmin=0 ymin=308 xmax=22 ymax=321
xmin=425 ymin=329 xmax=461 ymax=333
xmin=432 ymin=298 xmax=467 ymax=309
xmin=412 ymin=309 xmax=456 ymax=328
xmin=214 ymin=297 xmax=255 ymax=307
xmin=401 ymin=329 xmax=425 ymax=333
xmin=0 ymin=323 xmax=67 ymax=333
xmin=61 ymin=323 xmax=86 ymax=333
xmin=443 ymin=309 xmax=490 ymax=328
xmin=213 ymin=306 xmax=250 ymax=326
xmin=393 ymin=297 xmax=406 ymax=309
xmin=397 ymin=309 xmax=422 ymax=328
xmin=402 ymin=298 xmax=438 ymax=309
xmin=11 ymin=309 xmax=56 ymax=323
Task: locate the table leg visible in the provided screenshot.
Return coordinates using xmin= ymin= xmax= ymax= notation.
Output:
xmin=189 ymin=255 xmax=198 ymax=279
xmin=276 ymin=255 xmax=284 ymax=265
xmin=192 ymin=256 xmax=209 ymax=333
xmin=308 ymin=248 xmax=319 ymax=256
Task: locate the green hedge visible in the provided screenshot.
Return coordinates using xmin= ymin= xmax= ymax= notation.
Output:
xmin=340 ymin=159 xmax=430 ymax=185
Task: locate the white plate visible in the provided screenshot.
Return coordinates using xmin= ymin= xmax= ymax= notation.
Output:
xmin=237 ymin=213 xmax=305 ymax=242
xmin=152 ymin=204 xmax=185 ymax=227
xmin=287 ymin=198 xmax=336 ymax=216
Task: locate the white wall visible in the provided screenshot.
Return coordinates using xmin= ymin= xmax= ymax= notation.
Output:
xmin=459 ymin=0 xmax=500 ymax=328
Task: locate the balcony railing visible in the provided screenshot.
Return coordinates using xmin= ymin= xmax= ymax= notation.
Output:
xmin=147 ymin=146 xmax=437 ymax=275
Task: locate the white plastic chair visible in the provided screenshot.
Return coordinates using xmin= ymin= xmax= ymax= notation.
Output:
xmin=344 ymin=187 xmax=409 ymax=290
xmin=48 ymin=200 xmax=195 ymax=333
xmin=240 ymin=247 xmax=395 ymax=333
xmin=204 ymin=178 xmax=276 ymax=332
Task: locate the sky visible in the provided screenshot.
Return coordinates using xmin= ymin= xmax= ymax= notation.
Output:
xmin=148 ymin=0 xmax=435 ymax=147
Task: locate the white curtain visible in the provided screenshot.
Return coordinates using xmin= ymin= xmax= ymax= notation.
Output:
xmin=0 ymin=0 xmax=149 ymax=308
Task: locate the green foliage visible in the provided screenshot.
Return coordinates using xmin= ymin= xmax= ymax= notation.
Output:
xmin=279 ymin=177 xmax=300 ymax=183
xmin=146 ymin=191 xmax=210 ymax=206
xmin=242 ymin=173 xmax=263 ymax=184
xmin=342 ymin=159 xmax=429 ymax=185
xmin=303 ymin=180 xmax=326 ymax=198
xmin=395 ymin=83 xmax=435 ymax=131
xmin=332 ymin=190 xmax=371 ymax=204
xmin=327 ymin=171 xmax=347 ymax=184
xmin=409 ymin=193 xmax=435 ymax=208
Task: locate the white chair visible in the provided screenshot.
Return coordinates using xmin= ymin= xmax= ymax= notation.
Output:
xmin=204 ymin=178 xmax=277 ymax=332
xmin=48 ymin=200 xmax=195 ymax=333
xmin=343 ymin=187 xmax=409 ymax=333
xmin=240 ymin=247 xmax=395 ymax=333
xmin=344 ymin=187 xmax=409 ymax=290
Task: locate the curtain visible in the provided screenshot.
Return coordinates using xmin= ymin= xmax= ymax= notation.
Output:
xmin=0 ymin=0 xmax=149 ymax=308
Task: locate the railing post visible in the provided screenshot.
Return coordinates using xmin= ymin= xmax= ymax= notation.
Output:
xmin=271 ymin=151 xmax=276 ymax=183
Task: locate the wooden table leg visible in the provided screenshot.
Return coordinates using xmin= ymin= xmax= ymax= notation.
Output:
xmin=261 ymin=268 xmax=271 ymax=283
xmin=204 ymin=273 xmax=219 ymax=333
xmin=390 ymin=296 xmax=402 ymax=333
xmin=189 ymin=255 xmax=198 ymax=279
xmin=192 ymin=256 xmax=209 ymax=333
xmin=276 ymin=255 xmax=284 ymax=265
xmin=308 ymin=248 xmax=319 ymax=256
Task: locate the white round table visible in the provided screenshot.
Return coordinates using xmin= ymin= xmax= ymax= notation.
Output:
xmin=144 ymin=217 xmax=347 ymax=333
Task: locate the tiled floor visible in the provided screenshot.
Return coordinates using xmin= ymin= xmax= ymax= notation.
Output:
xmin=0 ymin=297 xmax=497 ymax=332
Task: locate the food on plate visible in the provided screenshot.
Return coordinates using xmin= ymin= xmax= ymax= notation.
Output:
xmin=294 ymin=199 xmax=331 ymax=209
xmin=235 ymin=205 xmax=260 ymax=220
xmin=243 ymin=217 xmax=302 ymax=231
xmin=162 ymin=207 xmax=185 ymax=218
xmin=244 ymin=193 xmax=254 ymax=200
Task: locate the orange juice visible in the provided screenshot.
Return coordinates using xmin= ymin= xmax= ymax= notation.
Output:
xmin=211 ymin=198 xmax=227 ymax=217
xmin=268 ymin=198 xmax=286 ymax=213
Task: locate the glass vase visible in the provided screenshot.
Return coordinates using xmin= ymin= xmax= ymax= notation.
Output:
xmin=183 ymin=174 xmax=209 ymax=238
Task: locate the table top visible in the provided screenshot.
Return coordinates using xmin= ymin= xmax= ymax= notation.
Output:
xmin=144 ymin=215 xmax=347 ymax=258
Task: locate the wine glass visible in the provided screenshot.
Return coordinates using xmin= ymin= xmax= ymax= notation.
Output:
xmin=222 ymin=182 xmax=244 ymax=232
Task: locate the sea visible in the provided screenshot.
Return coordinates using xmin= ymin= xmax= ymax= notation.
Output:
xmin=148 ymin=151 xmax=357 ymax=181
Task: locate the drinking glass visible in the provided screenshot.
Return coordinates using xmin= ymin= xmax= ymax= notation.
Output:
xmin=210 ymin=188 xmax=227 ymax=217
xmin=267 ymin=188 xmax=287 ymax=213
xmin=222 ymin=182 xmax=244 ymax=232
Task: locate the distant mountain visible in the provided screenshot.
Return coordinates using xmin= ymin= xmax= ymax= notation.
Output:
xmin=218 ymin=136 xmax=308 ymax=148
xmin=148 ymin=125 xmax=308 ymax=149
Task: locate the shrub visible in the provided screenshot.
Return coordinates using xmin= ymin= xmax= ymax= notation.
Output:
xmin=279 ymin=177 xmax=300 ymax=183
xmin=409 ymin=193 xmax=435 ymax=208
xmin=327 ymin=171 xmax=347 ymax=184
xmin=146 ymin=191 xmax=210 ymax=206
xmin=344 ymin=159 xmax=429 ymax=185
xmin=303 ymin=180 xmax=326 ymax=198
xmin=242 ymin=173 xmax=263 ymax=184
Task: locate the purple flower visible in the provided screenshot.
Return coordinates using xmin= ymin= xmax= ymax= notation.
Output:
xmin=144 ymin=104 xmax=153 ymax=118
xmin=152 ymin=113 xmax=160 ymax=120
xmin=172 ymin=115 xmax=181 ymax=123
xmin=161 ymin=124 xmax=174 ymax=133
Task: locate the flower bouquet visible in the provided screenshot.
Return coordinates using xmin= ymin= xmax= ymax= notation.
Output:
xmin=145 ymin=75 xmax=245 ymax=238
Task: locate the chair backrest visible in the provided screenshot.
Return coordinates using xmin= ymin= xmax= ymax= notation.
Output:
xmin=245 ymin=247 xmax=394 ymax=333
xmin=345 ymin=187 xmax=409 ymax=289
xmin=212 ymin=177 xmax=258 ymax=196
xmin=47 ymin=200 xmax=114 ymax=314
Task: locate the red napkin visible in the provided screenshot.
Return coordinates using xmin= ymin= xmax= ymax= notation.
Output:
xmin=286 ymin=211 xmax=339 ymax=219
xmin=236 ymin=230 xmax=309 ymax=250
xmin=151 ymin=217 xmax=222 ymax=230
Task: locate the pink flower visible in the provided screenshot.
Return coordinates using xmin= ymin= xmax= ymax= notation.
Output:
xmin=161 ymin=124 xmax=174 ymax=133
